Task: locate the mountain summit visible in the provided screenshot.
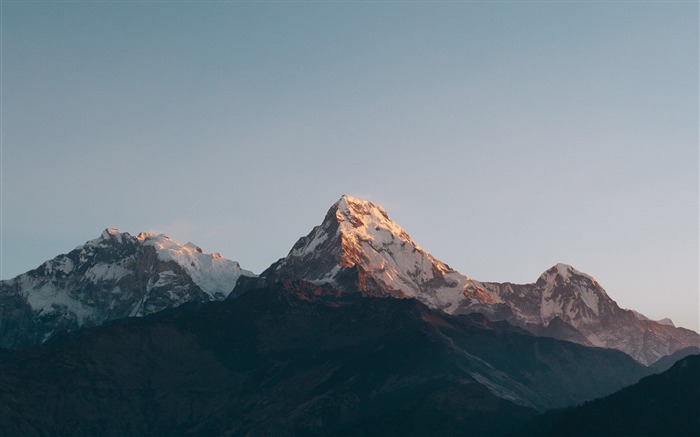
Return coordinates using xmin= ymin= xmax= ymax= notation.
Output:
xmin=0 ymin=229 xmax=254 ymax=349
xmin=256 ymin=195 xmax=699 ymax=365
xmin=262 ymin=195 xmax=497 ymax=310
xmin=481 ymin=264 xmax=700 ymax=365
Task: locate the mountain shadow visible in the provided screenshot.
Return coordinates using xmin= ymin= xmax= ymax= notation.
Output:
xmin=1 ymin=281 xmax=650 ymax=436
xmin=518 ymin=354 xmax=700 ymax=437
xmin=649 ymin=346 xmax=700 ymax=373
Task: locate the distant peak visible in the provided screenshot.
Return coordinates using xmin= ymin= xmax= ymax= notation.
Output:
xmin=102 ymin=227 xmax=120 ymax=238
xmin=94 ymin=229 xmax=173 ymax=246
xmin=631 ymin=309 xmax=650 ymax=321
xmin=137 ymin=232 xmax=156 ymax=240
xmin=631 ymin=311 xmax=676 ymax=327
xmin=553 ymin=263 xmax=576 ymax=276
xmin=657 ymin=318 xmax=675 ymax=327
xmin=99 ymin=228 xmax=129 ymax=243
xmin=539 ymin=263 xmax=598 ymax=283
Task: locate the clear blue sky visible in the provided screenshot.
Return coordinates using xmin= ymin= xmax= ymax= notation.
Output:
xmin=2 ymin=1 xmax=698 ymax=331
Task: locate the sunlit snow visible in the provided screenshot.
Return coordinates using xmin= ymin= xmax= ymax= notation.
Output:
xmin=141 ymin=232 xmax=255 ymax=299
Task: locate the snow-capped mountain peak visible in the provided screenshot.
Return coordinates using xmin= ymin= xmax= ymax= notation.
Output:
xmin=538 ymin=263 xmax=599 ymax=287
xmin=68 ymin=229 xmax=253 ymax=299
xmin=335 ymin=195 xmax=399 ymax=235
xmin=103 ymin=227 xmax=121 ymax=238
xmin=533 ymin=263 xmax=616 ymax=326
xmin=264 ymin=195 xmax=497 ymax=311
xmin=79 ymin=227 xmax=130 ymax=249
xmin=334 ymin=195 xmax=451 ymax=274
xmin=140 ymin=232 xmax=253 ymax=298
xmin=1 ymin=229 xmax=254 ymax=349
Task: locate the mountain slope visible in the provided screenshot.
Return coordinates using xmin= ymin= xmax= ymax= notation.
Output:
xmin=0 ymin=228 xmax=254 ymax=349
xmin=520 ymin=354 xmax=700 ymax=436
xmin=259 ymin=195 xmax=699 ymax=365
xmin=263 ymin=195 xmax=499 ymax=310
xmin=0 ymin=280 xmax=651 ymax=436
xmin=482 ymin=264 xmax=700 ymax=365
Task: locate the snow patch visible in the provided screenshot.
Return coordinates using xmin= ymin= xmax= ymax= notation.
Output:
xmin=291 ymin=195 xmax=501 ymax=312
xmin=101 ymin=228 xmax=123 ymax=243
xmin=291 ymin=228 xmax=329 ymax=257
xmin=85 ymin=263 xmax=131 ymax=282
xmin=58 ymin=258 xmax=75 ymax=274
xmin=143 ymin=234 xmax=255 ymax=298
xmin=152 ymin=270 xmax=178 ymax=288
xmin=577 ymin=287 xmax=600 ymax=316
xmin=541 ymin=263 xmax=599 ymax=285
xmin=23 ymin=280 xmax=97 ymax=325
xmin=44 ymin=256 xmax=75 ymax=275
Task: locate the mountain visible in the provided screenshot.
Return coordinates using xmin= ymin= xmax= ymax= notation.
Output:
xmin=481 ymin=264 xmax=700 ymax=365
xmin=2 ymin=196 xmax=695 ymax=364
xmin=631 ymin=309 xmax=676 ymax=327
xmin=258 ymin=195 xmax=699 ymax=365
xmin=0 ymin=280 xmax=651 ymax=437
xmin=649 ymin=346 xmax=700 ymax=373
xmin=0 ymin=228 xmax=254 ymax=349
xmin=261 ymin=195 xmax=500 ymax=308
xmin=520 ymin=354 xmax=700 ymax=436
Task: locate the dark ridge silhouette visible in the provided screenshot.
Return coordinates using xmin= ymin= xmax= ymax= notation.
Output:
xmin=518 ymin=354 xmax=700 ymax=437
xmin=0 ymin=281 xmax=650 ymax=436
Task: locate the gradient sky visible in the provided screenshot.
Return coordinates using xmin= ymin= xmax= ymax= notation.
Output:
xmin=2 ymin=1 xmax=698 ymax=331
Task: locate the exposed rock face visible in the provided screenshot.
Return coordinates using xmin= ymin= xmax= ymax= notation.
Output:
xmin=0 ymin=228 xmax=254 ymax=349
xmin=257 ymin=195 xmax=699 ymax=365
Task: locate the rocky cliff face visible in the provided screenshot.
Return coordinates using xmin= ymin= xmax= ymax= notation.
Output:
xmin=0 ymin=228 xmax=254 ymax=349
xmin=257 ymin=195 xmax=699 ymax=365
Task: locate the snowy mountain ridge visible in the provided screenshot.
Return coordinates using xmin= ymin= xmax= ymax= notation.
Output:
xmin=0 ymin=229 xmax=254 ymax=348
xmin=259 ymin=195 xmax=699 ymax=365
xmin=63 ymin=227 xmax=251 ymax=300
xmin=2 ymin=196 xmax=697 ymax=365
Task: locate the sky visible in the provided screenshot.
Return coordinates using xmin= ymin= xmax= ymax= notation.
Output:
xmin=1 ymin=1 xmax=698 ymax=331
